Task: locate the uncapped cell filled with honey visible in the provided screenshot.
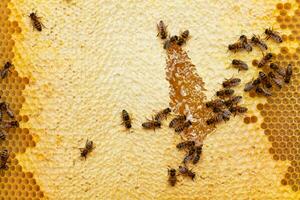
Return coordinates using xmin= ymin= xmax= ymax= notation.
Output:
xmin=257 ymin=1 xmax=300 ymax=192
xmin=0 ymin=1 xmax=44 ymax=199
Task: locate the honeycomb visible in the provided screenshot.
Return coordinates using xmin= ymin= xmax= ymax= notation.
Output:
xmin=256 ymin=1 xmax=300 ymax=192
xmin=1 ymin=0 xmax=300 ymax=199
xmin=0 ymin=1 xmax=44 ymax=199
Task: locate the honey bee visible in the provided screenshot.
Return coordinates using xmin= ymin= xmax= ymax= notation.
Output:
xmin=265 ymin=28 xmax=283 ymax=43
xmin=224 ymin=96 xmax=242 ymax=107
xmin=29 ymin=12 xmax=45 ymax=32
xmin=212 ymin=106 xmax=223 ymax=113
xmin=192 ymin=145 xmax=203 ymax=164
xmin=163 ymin=35 xmax=179 ymax=49
xmin=177 ymin=30 xmax=190 ymax=46
xmin=284 ymin=64 xmax=293 ymax=83
xmin=216 ymin=89 xmax=234 ymax=98
xmin=176 ymin=140 xmax=195 ymax=150
xmin=0 ymin=130 xmax=7 ymax=141
xmin=205 ymin=99 xmax=224 ymax=108
xmin=0 ymin=149 xmax=9 ymax=170
xmin=222 ymin=78 xmax=241 ymax=88
xmin=174 ymin=120 xmax=192 ymax=133
xmin=154 ymin=107 xmax=171 ymax=122
xmin=79 ymin=139 xmax=94 ymax=159
xmin=163 ymin=40 xmax=170 ymax=49
xmin=169 ymin=115 xmax=186 ymax=128
xmin=168 ymin=168 xmax=177 ymax=186
xmin=3 ymin=120 xmax=19 ymax=128
xmin=258 ymin=71 xmax=272 ymax=88
xmin=239 ymin=35 xmax=252 ymax=52
xmin=270 ymin=63 xmax=286 ymax=77
xmin=268 ymin=72 xmax=283 ymax=88
xmin=1 ymin=62 xmax=13 ymax=79
xmin=121 ymin=110 xmax=132 ymax=129
xmin=244 ymin=81 xmax=255 ymax=92
xmin=232 ymin=59 xmax=248 ymax=71
xmin=6 ymin=107 xmax=14 ymax=119
xmin=0 ymin=103 xmax=14 ymax=119
xmin=183 ymin=147 xmax=195 ymax=164
xmin=251 ymin=35 xmax=268 ymax=50
xmin=206 ymin=113 xmax=223 ymax=126
xmin=229 ymin=106 xmax=248 ymax=115
xmin=255 ymin=86 xmax=272 ymax=96
xmin=244 ymin=78 xmax=261 ymax=92
xmin=258 ymin=53 xmax=272 ymax=68
xmin=228 ymin=41 xmax=244 ymax=53
xmin=178 ymin=166 xmax=196 ymax=180
xmin=221 ymin=110 xmax=231 ymax=121
xmin=142 ymin=120 xmax=161 ymax=131
xmin=157 ymin=20 xmax=168 ymax=40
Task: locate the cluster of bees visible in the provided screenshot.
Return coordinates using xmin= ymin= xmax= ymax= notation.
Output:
xmin=168 ymin=140 xmax=203 ymax=186
xmin=155 ymin=21 xmax=294 ymax=186
xmin=0 ymin=62 xmax=19 ymax=174
xmin=205 ymin=78 xmax=247 ymax=126
xmin=228 ymin=29 xmax=292 ymax=96
xmin=156 ymin=20 xmax=190 ymax=49
xmin=121 ymin=107 xmax=201 ymax=186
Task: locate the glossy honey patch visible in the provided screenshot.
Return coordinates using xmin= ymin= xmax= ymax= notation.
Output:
xmin=166 ymin=44 xmax=215 ymax=142
xmin=0 ymin=1 xmax=44 ymax=199
xmin=258 ymin=1 xmax=300 ymax=192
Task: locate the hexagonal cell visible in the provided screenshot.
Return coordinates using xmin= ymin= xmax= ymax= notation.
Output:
xmin=243 ymin=117 xmax=250 ymax=124
xmin=277 ymin=3 xmax=284 ymax=9
xmin=284 ymin=3 xmax=292 ymax=10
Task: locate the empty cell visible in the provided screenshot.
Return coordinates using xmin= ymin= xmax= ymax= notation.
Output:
xmin=284 ymin=3 xmax=291 ymax=9
xmin=287 ymin=177 xmax=294 ymax=185
xmin=277 ymin=3 xmax=283 ymax=9
xmin=275 ymin=148 xmax=282 ymax=154
xmin=269 ymin=148 xmax=275 ymax=154
xmin=257 ymin=103 xmax=263 ymax=110
xmin=243 ymin=117 xmax=250 ymax=124
xmin=25 ymin=172 xmax=33 ymax=179
xmin=274 ymin=155 xmax=280 ymax=161
xmin=268 ymin=135 xmax=275 ymax=142
xmin=261 ymin=122 xmax=267 ymax=129
xmin=288 ymin=154 xmax=294 ymax=161
xmin=277 ymin=16 xmax=283 ymax=22
xmin=272 ymin=142 xmax=279 ymax=148
xmin=281 ymin=179 xmax=288 ymax=185
xmin=261 ymin=110 xmax=267 ymax=116
xmin=292 ymin=185 xmax=299 ymax=191
xmin=264 ymin=117 xmax=271 ymax=123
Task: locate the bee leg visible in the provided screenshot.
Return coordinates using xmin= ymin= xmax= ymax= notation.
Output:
xmin=265 ymin=35 xmax=270 ymax=40
xmin=41 ymin=21 xmax=47 ymax=29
